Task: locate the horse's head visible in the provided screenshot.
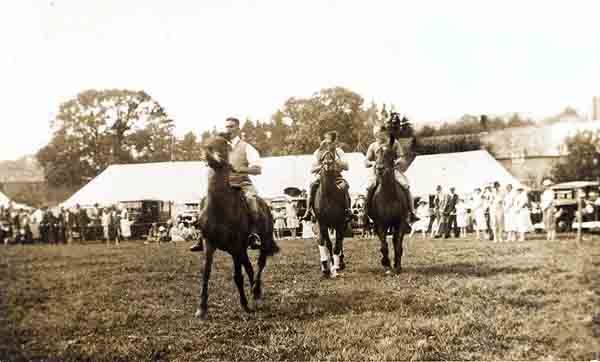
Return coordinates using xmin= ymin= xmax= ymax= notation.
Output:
xmin=318 ymin=143 xmax=337 ymax=175
xmin=375 ymin=144 xmax=396 ymax=179
xmin=201 ymin=136 xmax=231 ymax=170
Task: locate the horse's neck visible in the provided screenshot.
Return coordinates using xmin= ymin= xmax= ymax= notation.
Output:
xmin=319 ymin=172 xmax=338 ymax=197
xmin=206 ymin=168 xmax=232 ymax=208
xmin=379 ymin=171 xmax=399 ymax=198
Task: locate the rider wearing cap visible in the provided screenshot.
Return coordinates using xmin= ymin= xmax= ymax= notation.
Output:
xmin=364 ymin=123 xmax=418 ymax=225
xmin=300 ymin=131 xmax=353 ymax=222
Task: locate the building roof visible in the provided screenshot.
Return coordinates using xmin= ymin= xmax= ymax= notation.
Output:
xmin=482 ymin=120 xmax=600 ymax=159
xmin=61 ymin=153 xmax=372 ymax=207
xmin=405 ymin=150 xmax=525 ymax=197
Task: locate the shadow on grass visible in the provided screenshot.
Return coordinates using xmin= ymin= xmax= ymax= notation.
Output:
xmin=403 ymin=262 xmax=541 ymax=278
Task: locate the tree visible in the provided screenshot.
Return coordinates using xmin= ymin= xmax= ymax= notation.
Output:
xmin=277 ymin=87 xmax=365 ymax=154
xmin=37 ymin=89 xmax=174 ymax=187
xmin=551 ymin=130 xmax=600 ymax=182
xmin=174 ymin=132 xmax=203 ymax=161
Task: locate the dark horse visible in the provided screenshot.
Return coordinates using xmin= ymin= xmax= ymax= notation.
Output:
xmin=367 ymin=143 xmax=410 ymax=275
xmin=314 ymin=144 xmax=347 ymax=278
xmin=195 ymin=136 xmax=279 ymax=319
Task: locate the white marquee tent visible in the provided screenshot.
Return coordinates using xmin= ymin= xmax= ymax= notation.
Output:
xmin=61 ymin=161 xmax=211 ymax=208
xmin=0 ymin=190 xmax=11 ymax=207
xmin=405 ymin=150 xmax=525 ymax=197
xmin=61 ymin=153 xmax=372 ymax=208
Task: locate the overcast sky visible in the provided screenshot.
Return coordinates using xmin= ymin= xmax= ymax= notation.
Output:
xmin=1 ymin=0 xmax=599 ymax=161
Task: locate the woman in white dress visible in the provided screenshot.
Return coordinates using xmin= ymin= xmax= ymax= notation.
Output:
xmin=471 ymin=188 xmax=487 ymax=240
xmin=119 ymin=206 xmax=131 ymax=240
xmin=513 ymin=187 xmax=532 ymax=241
xmin=540 ymin=179 xmax=556 ymax=241
xmin=456 ymin=198 xmax=468 ymax=238
xmin=410 ymin=200 xmax=430 ymax=239
xmin=286 ymin=202 xmax=300 ymax=239
xmin=273 ymin=208 xmax=287 ymax=240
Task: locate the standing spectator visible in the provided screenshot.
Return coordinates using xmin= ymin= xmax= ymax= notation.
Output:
xmin=120 ymin=205 xmax=131 ymax=241
xmin=433 ymin=185 xmax=450 ymax=238
xmin=444 ymin=187 xmax=459 ymax=238
xmin=471 ymin=188 xmax=487 ymax=240
xmin=286 ymin=202 xmax=300 ymax=239
xmin=56 ymin=207 xmax=67 ymax=244
xmin=541 ymin=179 xmax=556 ymax=241
xmin=101 ymin=208 xmax=111 ymax=242
xmin=456 ymin=198 xmax=468 ymax=238
xmin=514 ymin=187 xmax=532 ymax=241
xmin=110 ymin=206 xmax=120 ymax=244
xmin=273 ymin=207 xmax=287 ymax=240
xmin=72 ymin=204 xmax=88 ymax=241
xmin=39 ymin=206 xmax=50 ymax=244
xmin=490 ymin=181 xmax=505 ymax=243
xmin=482 ymin=185 xmax=494 ymax=241
xmin=504 ymin=184 xmax=516 ymax=242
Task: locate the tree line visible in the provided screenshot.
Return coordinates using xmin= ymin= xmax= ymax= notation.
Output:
xmin=37 ymin=87 xmax=587 ymax=190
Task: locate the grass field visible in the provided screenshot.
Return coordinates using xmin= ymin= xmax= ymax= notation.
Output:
xmin=1 ymin=234 xmax=599 ymax=361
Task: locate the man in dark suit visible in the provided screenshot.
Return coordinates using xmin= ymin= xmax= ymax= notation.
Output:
xmin=444 ymin=187 xmax=459 ymax=238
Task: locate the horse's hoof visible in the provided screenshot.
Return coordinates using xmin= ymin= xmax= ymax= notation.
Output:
xmin=253 ymin=298 xmax=264 ymax=310
xmin=339 ymin=262 xmax=346 ymax=271
xmin=383 ymin=267 xmax=392 ymax=275
xmin=394 ymin=267 xmax=402 ymax=274
xmin=242 ymin=305 xmax=254 ymax=314
xmin=195 ymin=308 xmax=208 ymax=320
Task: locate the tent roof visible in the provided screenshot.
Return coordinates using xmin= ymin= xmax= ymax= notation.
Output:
xmin=405 ymin=150 xmax=524 ymax=197
xmin=255 ymin=152 xmax=370 ymax=199
xmin=62 ymin=161 xmax=210 ymax=208
xmin=62 ymin=153 xmax=371 ymax=207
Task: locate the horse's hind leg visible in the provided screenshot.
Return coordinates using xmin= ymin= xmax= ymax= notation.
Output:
xmin=241 ymin=252 xmax=255 ymax=290
xmin=252 ymin=250 xmax=267 ymax=305
xmin=377 ymin=225 xmax=391 ymax=274
xmin=232 ymin=255 xmax=251 ymax=313
xmin=392 ymin=227 xmax=403 ymax=274
xmin=195 ymin=244 xmax=215 ymax=319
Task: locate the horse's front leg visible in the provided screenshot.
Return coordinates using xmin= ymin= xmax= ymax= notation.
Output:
xmin=332 ymin=225 xmax=345 ymax=275
xmin=377 ymin=224 xmax=391 ymax=274
xmin=195 ymin=244 xmax=216 ymax=319
xmin=232 ymin=255 xmax=251 ymax=313
xmin=392 ymin=226 xmax=403 ymax=274
xmin=317 ymin=224 xmax=331 ymax=277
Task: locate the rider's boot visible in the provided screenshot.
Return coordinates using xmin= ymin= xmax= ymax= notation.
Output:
xmin=364 ymin=184 xmax=376 ymax=217
xmin=300 ymin=182 xmax=318 ymax=221
xmin=406 ymin=189 xmax=419 ymax=224
xmin=344 ymin=190 xmax=353 ymax=222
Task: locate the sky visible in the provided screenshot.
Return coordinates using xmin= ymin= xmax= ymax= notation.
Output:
xmin=1 ymin=0 xmax=599 ymax=161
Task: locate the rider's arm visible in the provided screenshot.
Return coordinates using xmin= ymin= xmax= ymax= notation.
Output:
xmin=365 ymin=143 xmax=376 ymax=168
xmin=310 ymin=150 xmax=322 ymax=174
xmin=393 ymin=142 xmax=407 ymax=169
xmin=233 ymin=144 xmax=262 ymax=175
xmin=336 ymin=148 xmax=349 ymax=171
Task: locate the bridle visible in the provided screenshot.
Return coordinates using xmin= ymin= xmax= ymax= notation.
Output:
xmin=375 ymin=145 xmax=395 ymax=177
xmin=319 ymin=148 xmax=337 ymax=173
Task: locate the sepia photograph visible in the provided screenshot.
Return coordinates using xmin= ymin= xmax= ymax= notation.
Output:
xmin=1 ymin=1 xmax=599 ymax=360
